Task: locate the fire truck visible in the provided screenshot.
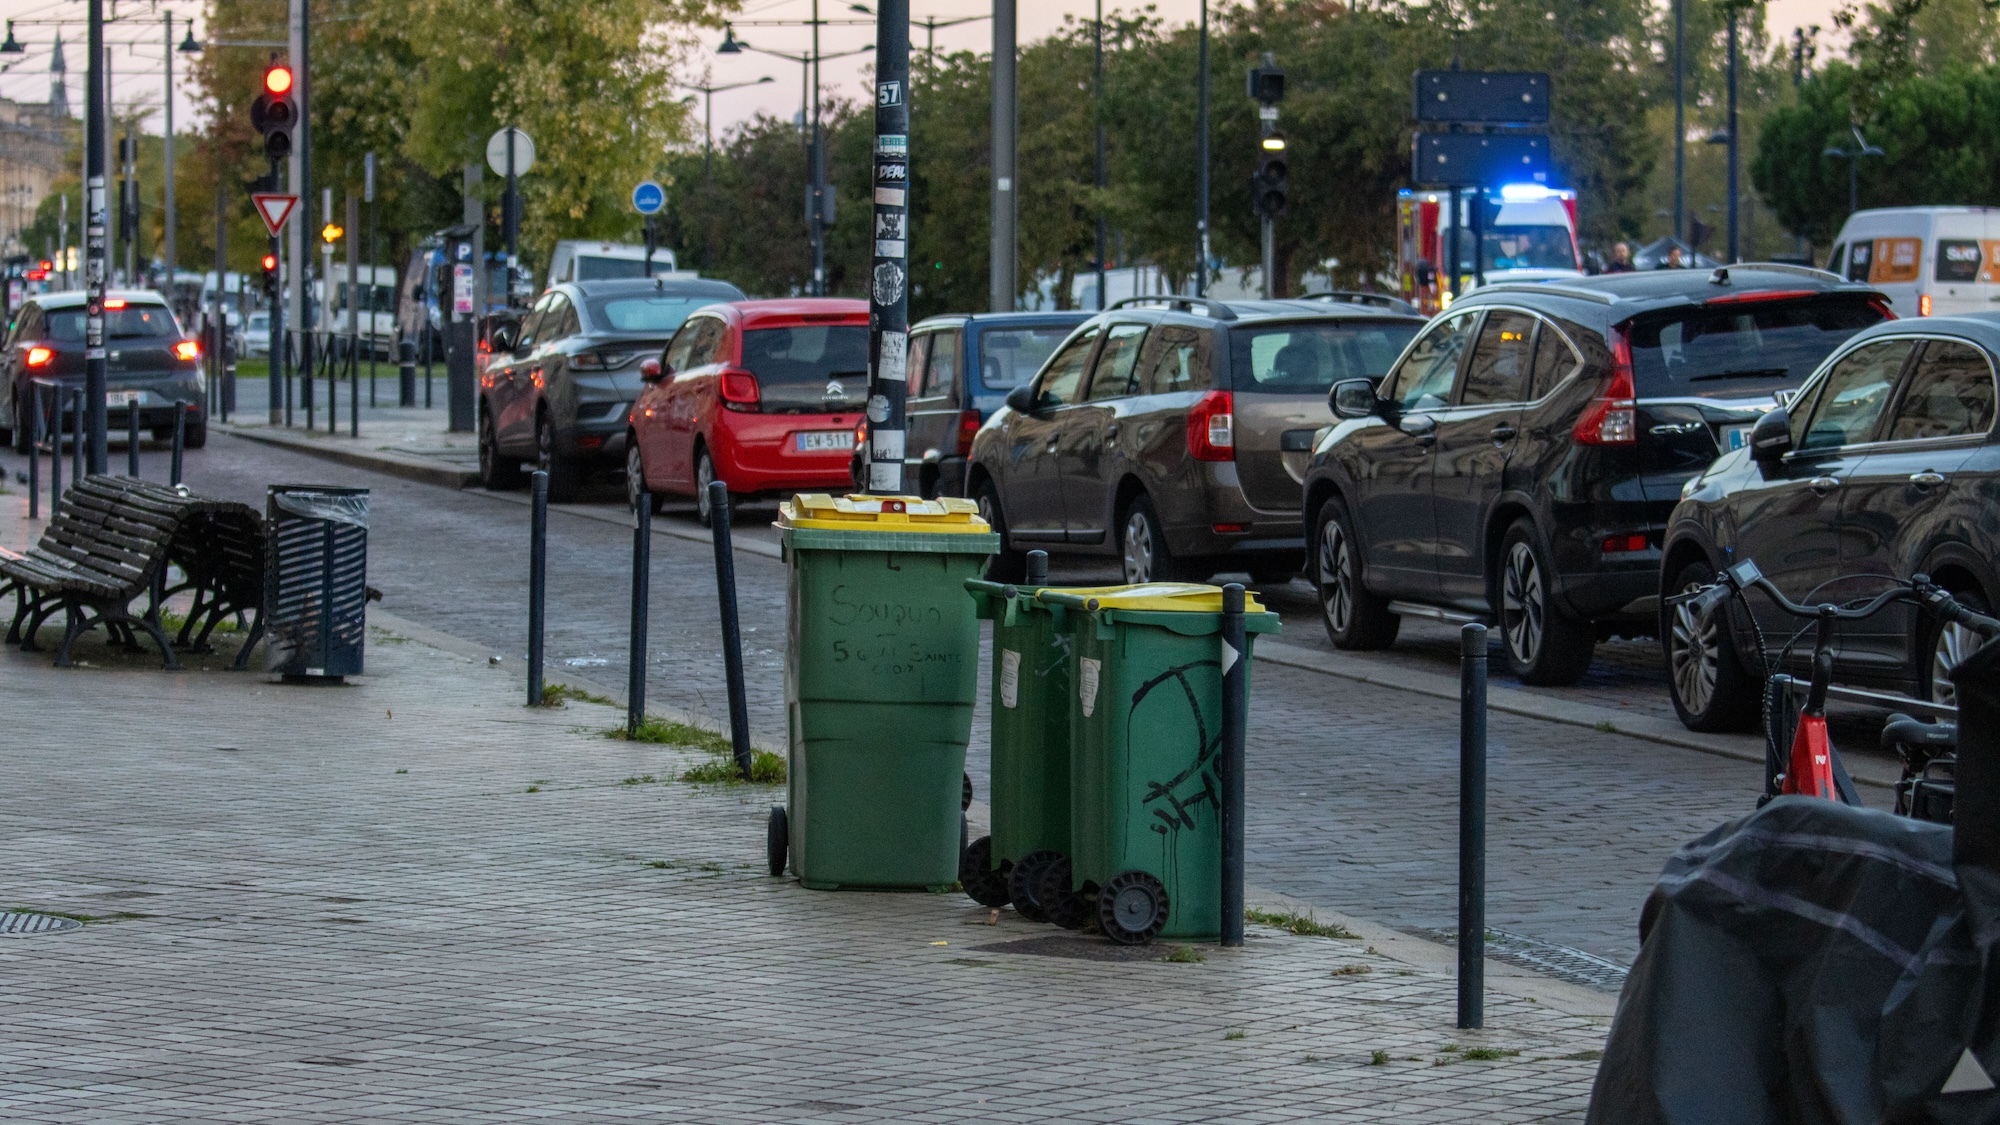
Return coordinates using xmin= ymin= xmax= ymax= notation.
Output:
xmin=1397 ymin=184 xmax=1584 ymax=315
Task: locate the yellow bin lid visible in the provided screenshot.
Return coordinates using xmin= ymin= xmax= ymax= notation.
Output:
xmin=1046 ymin=583 xmax=1267 ymax=613
xmin=778 ymin=493 xmax=992 ymax=533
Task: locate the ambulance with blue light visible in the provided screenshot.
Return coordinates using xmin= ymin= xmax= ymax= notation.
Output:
xmin=1396 ymin=184 xmax=1584 ymax=315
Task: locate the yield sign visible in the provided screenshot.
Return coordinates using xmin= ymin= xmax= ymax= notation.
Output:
xmin=252 ymin=193 xmax=299 ymax=237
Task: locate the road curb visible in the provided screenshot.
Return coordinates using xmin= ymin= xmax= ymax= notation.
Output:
xmin=218 ymin=423 xmax=479 ymax=490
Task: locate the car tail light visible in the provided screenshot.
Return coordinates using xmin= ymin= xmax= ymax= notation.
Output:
xmin=25 ymin=346 xmax=53 ymax=368
xmin=569 ymin=351 xmax=632 ymax=371
xmin=1186 ymin=389 xmax=1234 ymax=461
xmin=955 ymin=409 xmax=981 ymax=457
xmin=1919 ymin=293 xmax=1933 ymax=317
xmin=720 ymin=368 xmax=760 ymax=411
xmin=1573 ymin=330 xmax=1636 ymax=446
xmin=104 ymin=298 xmax=127 ymax=310
xmin=1602 ymin=533 xmax=1650 ymax=553
xmin=1869 ymin=296 xmax=1898 ymax=321
xmin=854 ymin=418 xmax=868 ymax=450
xmin=174 ymin=339 xmax=201 ymax=362
xmin=1703 ymin=288 xmax=1816 ymax=306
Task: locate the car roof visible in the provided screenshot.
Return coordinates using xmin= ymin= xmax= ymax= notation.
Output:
xmin=1844 ymin=310 xmax=2000 ymax=354
xmin=911 ymin=311 xmax=1094 ymax=331
xmin=564 ymin=278 xmax=744 ymax=299
xmin=1449 ymin=264 xmax=1886 ymax=323
xmin=710 ymin=298 xmax=870 ymax=329
xmin=30 ymin=289 xmax=171 ymax=310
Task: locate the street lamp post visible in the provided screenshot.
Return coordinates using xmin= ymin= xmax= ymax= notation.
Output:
xmin=1196 ymin=0 xmax=1210 ymax=297
xmin=1673 ymin=0 xmax=1686 ymax=244
xmin=866 ymin=0 xmax=910 ymax=493
xmin=992 ymin=0 xmax=1015 ymax=311
xmin=684 ymin=76 xmax=774 ymax=177
xmin=85 ymin=0 xmax=108 ymax=473
xmin=1823 ymin=127 xmax=1885 ymax=219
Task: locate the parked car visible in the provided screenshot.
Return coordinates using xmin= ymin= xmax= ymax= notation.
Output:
xmin=1663 ymin=312 xmax=2000 ymax=728
xmin=546 ymin=240 xmax=685 ymax=286
xmin=1 ymin=290 xmax=207 ymax=452
xmin=1826 ymin=206 xmax=2000 ymax=318
xmin=236 ymin=311 xmax=271 ymax=359
xmin=847 ymin=311 xmax=1094 ymax=497
xmin=1303 ymin=265 xmax=1893 ymax=685
xmin=968 ymin=293 xmax=1425 ymax=583
xmin=626 ymin=298 xmax=869 ymax=524
xmin=477 ymin=277 xmax=745 ymax=500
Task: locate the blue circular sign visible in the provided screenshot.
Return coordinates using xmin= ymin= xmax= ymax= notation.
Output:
xmin=632 ymin=181 xmax=666 ymax=215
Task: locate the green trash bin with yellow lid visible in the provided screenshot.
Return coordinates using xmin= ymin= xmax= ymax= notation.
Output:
xmin=770 ymin=493 xmax=998 ymax=890
xmin=1036 ymin=583 xmax=1280 ymax=943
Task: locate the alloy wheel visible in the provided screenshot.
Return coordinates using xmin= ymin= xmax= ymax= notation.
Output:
xmin=1318 ymin=519 xmax=1355 ymax=635
xmin=1122 ymin=511 xmax=1155 ymax=584
xmin=1669 ymin=579 xmax=1719 ymax=716
xmin=1933 ymin=619 xmax=1978 ymax=706
xmin=625 ymin=443 xmax=646 ymax=513
xmin=1501 ymin=541 xmax=1545 ymax=667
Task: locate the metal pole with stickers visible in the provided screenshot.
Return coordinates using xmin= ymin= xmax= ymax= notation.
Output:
xmin=865 ymin=0 xmax=911 ymax=495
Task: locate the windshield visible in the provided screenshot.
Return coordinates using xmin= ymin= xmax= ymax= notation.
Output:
xmin=586 ymin=295 xmax=717 ymax=334
xmin=1229 ymin=321 xmax=1421 ymax=394
xmin=1452 ymin=226 xmax=1576 ymax=271
xmin=335 ymin=283 xmax=397 ymax=310
xmin=575 ymin=256 xmax=671 ymax=281
xmin=977 ymin=325 xmax=1072 ymax=388
xmin=742 ymin=325 xmax=870 ymax=414
xmin=1626 ymin=296 xmax=1889 ymax=399
xmin=45 ymin=304 xmax=179 ymax=341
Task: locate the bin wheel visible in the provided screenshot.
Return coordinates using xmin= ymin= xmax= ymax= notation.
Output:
xmin=959 ymin=835 xmax=1012 ymax=907
xmin=1037 ymin=854 xmax=1090 ymax=931
xmin=1098 ymin=870 xmax=1170 ymax=945
xmin=766 ymin=806 xmax=789 ymax=877
xmin=1009 ymin=849 xmax=1061 ymax=923
xmin=962 ymin=772 xmax=973 ymax=812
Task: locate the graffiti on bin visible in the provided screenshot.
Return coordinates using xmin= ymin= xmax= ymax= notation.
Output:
xmin=1131 ymin=659 xmax=1223 ymax=838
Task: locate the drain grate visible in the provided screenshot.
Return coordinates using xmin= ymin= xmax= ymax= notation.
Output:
xmin=1422 ymin=928 xmax=1629 ymax=993
xmin=0 ymin=911 xmax=84 ymax=937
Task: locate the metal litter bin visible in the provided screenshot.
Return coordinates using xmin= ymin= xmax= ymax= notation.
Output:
xmin=266 ymin=485 xmax=370 ymax=681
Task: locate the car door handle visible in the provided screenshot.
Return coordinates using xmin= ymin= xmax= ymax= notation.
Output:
xmin=1489 ymin=423 xmax=1517 ymax=443
xmin=1810 ymin=475 xmax=1842 ymax=493
xmin=1909 ymin=471 xmax=1947 ymax=487
xmin=1400 ymin=415 xmax=1437 ymax=445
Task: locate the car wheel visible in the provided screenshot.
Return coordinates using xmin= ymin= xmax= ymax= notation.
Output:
xmin=182 ymin=420 xmax=207 ymax=450
xmin=1315 ymin=497 xmax=1398 ymax=649
xmin=479 ymin=407 xmax=524 ymax=491
xmin=1924 ymin=583 xmax=1993 ymax=706
xmin=1497 ymin=519 xmax=1595 ymax=686
xmin=973 ymin=479 xmax=1027 ymax=583
xmin=625 ymin=439 xmax=663 ymax=514
xmin=694 ymin=446 xmax=727 ymax=527
xmin=1663 ymin=557 xmax=1760 ymax=731
xmin=1121 ymin=495 xmax=1191 ymax=584
xmin=9 ymin=394 xmax=28 ymax=454
xmin=535 ymin=411 xmax=581 ymax=503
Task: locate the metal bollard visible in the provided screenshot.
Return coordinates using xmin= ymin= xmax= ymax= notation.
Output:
xmin=1457 ymin=622 xmax=1489 ymax=1030
xmin=423 ymin=333 xmax=434 ymax=409
xmin=398 ymin=337 xmax=417 ymax=407
xmin=626 ymin=489 xmax=652 ymax=737
xmin=48 ymin=387 xmax=61 ymax=517
xmin=708 ymin=480 xmax=754 ymax=780
xmin=1220 ymin=582 xmax=1248 ymax=948
xmin=170 ymin=402 xmax=187 ymax=486
xmin=70 ymin=387 xmax=83 ymax=483
xmin=526 ymin=470 xmax=548 ymax=707
xmin=350 ymin=344 xmax=359 ymax=438
xmin=127 ymin=401 xmax=140 ymax=477
xmin=1026 ymin=548 xmax=1049 ymax=586
xmin=28 ymin=384 xmax=40 ymax=520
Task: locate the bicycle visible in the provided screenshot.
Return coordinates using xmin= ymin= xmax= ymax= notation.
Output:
xmin=1678 ymin=559 xmax=2000 ymax=815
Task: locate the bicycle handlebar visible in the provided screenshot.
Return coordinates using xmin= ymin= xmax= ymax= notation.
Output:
xmin=1676 ymin=558 xmax=2000 ymax=639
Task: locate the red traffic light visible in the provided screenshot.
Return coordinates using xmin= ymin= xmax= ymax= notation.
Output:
xmin=264 ymin=64 xmax=293 ymax=95
xmin=37 ymin=258 xmax=52 ymax=271
xmin=261 ymin=253 xmax=279 ymax=272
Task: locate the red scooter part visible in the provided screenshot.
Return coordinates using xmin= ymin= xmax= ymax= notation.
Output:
xmin=1782 ymin=713 xmax=1840 ymax=800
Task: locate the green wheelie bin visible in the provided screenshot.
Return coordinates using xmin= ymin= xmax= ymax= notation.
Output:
xmin=769 ymin=494 xmax=998 ymax=891
xmin=962 ymin=567 xmax=1083 ymax=924
xmin=1036 ymin=584 xmax=1279 ymax=944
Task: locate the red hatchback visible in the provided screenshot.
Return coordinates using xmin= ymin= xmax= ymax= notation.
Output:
xmin=626 ymin=299 xmax=868 ymax=522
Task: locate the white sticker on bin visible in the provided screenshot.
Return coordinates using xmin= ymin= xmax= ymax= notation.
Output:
xmin=1000 ymin=649 xmax=1020 ymax=710
xmin=1079 ymin=657 xmax=1101 ymax=718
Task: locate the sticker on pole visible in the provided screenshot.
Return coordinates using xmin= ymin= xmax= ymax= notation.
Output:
xmin=632 ymin=180 xmax=666 ymax=216
xmin=252 ymin=193 xmax=299 ymax=236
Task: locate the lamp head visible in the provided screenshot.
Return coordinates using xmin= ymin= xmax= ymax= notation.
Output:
xmin=718 ymin=25 xmax=744 ymax=53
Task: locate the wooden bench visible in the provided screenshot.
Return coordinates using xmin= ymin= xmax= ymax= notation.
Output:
xmin=164 ymin=505 xmax=267 ymax=668
xmin=1 ymin=476 xmax=264 ymax=669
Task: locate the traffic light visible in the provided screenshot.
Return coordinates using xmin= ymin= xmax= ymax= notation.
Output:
xmin=261 ymin=252 xmax=280 ymax=295
xmin=1247 ymin=62 xmax=1286 ymax=106
xmin=250 ymin=63 xmax=297 ymax=161
xmin=1254 ymin=131 xmax=1289 ymax=219
xmin=320 ymin=222 xmax=344 ymax=245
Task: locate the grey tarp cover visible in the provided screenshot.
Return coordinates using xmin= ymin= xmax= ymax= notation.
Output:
xmin=1589 ymin=638 xmax=2000 ymax=1124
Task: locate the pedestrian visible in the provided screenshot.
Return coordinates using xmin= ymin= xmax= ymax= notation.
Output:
xmin=1605 ymin=242 xmax=1635 ymax=273
xmin=1660 ymin=245 xmax=1687 ymax=270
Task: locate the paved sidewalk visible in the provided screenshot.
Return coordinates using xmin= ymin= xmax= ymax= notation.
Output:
xmin=1 ymin=617 xmax=1610 ymax=1121
xmin=216 ymin=396 xmax=481 ymax=489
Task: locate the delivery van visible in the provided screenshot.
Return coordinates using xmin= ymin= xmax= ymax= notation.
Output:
xmin=1827 ymin=206 xmax=2000 ymax=317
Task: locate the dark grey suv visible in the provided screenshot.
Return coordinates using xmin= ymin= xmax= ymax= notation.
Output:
xmin=966 ymin=294 xmax=1424 ymax=582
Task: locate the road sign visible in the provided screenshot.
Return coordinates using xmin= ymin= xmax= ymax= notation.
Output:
xmin=632 ymin=180 xmax=665 ymax=215
xmin=1411 ymin=133 xmax=1551 ymax=188
xmin=486 ymin=128 xmax=536 ymax=177
xmin=1414 ymin=71 xmax=1551 ymax=125
xmin=252 ymin=193 xmax=299 ymax=236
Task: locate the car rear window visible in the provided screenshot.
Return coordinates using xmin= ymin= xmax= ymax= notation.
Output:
xmin=976 ymin=325 xmax=1072 ymax=388
xmin=742 ymin=325 xmax=870 ymax=414
xmin=44 ymin=304 xmax=179 ymax=341
xmin=575 ymin=256 xmax=670 ymax=281
xmin=586 ymin=295 xmax=716 ymax=333
xmin=1229 ymin=320 xmax=1420 ymax=395
xmin=1624 ymin=295 xmax=1887 ymax=399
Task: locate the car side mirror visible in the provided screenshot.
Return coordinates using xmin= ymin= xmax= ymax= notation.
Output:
xmin=1749 ymin=407 xmax=1792 ymax=462
xmin=640 ymin=358 xmax=666 ymax=383
xmin=1330 ymin=378 xmax=1379 ymax=420
xmin=1005 ymin=383 xmax=1037 ymax=414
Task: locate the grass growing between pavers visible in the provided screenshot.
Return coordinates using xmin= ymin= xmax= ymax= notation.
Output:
xmin=538 ymin=682 xmax=613 ymax=708
xmin=1246 ymin=908 xmax=1360 ymax=939
xmin=606 ymin=715 xmax=786 ymax=785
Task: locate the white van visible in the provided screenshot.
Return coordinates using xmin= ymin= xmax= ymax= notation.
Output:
xmin=1826 ymin=206 xmax=2000 ymax=317
xmin=544 ymin=240 xmax=691 ymax=286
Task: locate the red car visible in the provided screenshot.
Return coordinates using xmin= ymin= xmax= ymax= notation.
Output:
xmin=626 ymin=299 xmax=868 ymax=522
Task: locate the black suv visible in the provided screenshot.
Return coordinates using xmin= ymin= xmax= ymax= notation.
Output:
xmin=1303 ymin=266 xmax=1891 ymax=684
xmin=967 ymin=294 xmax=1424 ymax=582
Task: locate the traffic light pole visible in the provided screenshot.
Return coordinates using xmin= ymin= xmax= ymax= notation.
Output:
xmin=1261 ymin=218 xmax=1274 ymax=300
xmin=866 ymin=0 xmax=910 ymax=495
xmin=291 ymin=0 xmax=313 ymax=433
xmin=83 ymin=0 xmax=108 ymax=474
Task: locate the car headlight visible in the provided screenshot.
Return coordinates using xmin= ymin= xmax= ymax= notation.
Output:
xmin=1681 ymin=474 xmax=1703 ymax=500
